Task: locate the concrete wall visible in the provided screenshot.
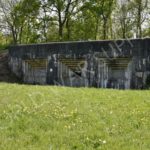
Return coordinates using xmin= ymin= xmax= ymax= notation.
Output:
xmin=9 ymin=38 xmax=150 ymax=89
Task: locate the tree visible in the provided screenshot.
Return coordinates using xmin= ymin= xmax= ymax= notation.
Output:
xmin=0 ymin=0 xmax=40 ymax=44
xmin=48 ymin=0 xmax=79 ymax=41
xmin=101 ymin=0 xmax=116 ymax=39
xmin=0 ymin=0 xmax=149 ymax=44
xmin=20 ymin=0 xmax=40 ymax=43
xmin=131 ymin=0 xmax=148 ymax=38
xmin=82 ymin=0 xmax=116 ymax=40
xmin=0 ymin=0 xmax=21 ymax=44
xmin=113 ymin=0 xmax=133 ymax=39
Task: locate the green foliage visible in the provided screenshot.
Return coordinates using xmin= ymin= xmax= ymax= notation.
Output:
xmin=0 ymin=0 xmax=149 ymax=44
xmin=71 ymin=10 xmax=98 ymax=40
xmin=0 ymin=44 xmax=9 ymax=52
xmin=0 ymin=83 xmax=149 ymax=150
xmin=0 ymin=33 xmax=9 ymax=51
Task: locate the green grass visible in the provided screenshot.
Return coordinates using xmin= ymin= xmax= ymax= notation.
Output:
xmin=0 ymin=83 xmax=149 ymax=150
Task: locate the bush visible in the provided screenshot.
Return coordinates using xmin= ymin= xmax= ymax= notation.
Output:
xmin=0 ymin=44 xmax=9 ymax=53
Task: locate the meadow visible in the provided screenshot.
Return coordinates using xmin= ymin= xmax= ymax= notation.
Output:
xmin=0 ymin=83 xmax=149 ymax=150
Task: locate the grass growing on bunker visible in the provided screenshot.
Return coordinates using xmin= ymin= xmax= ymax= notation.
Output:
xmin=0 ymin=83 xmax=149 ymax=150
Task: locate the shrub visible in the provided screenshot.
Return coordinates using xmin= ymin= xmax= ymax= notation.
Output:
xmin=0 ymin=44 xmax=9 ymax=53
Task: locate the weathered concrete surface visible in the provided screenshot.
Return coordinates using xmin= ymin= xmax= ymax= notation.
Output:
xmin=0 ymin=52 xmax=21 ymax=83
xmin=9 ymin=38 xmax=150 ymax=89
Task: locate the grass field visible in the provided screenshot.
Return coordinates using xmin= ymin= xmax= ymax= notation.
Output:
xmin=0 ymin=83 xmax=149 ymax=150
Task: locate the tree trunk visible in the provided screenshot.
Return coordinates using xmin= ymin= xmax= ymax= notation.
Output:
xmin=137 ymin=0 xmax=142 ymax=38
xmin=58 ymin=12 xmax=63 ymax=41
xmin=109 ymin=17 xmax=113 ymax=39
xmin=19 ymin=25 xmax=23 ymax=44
xmin=122 ymin=21 xmax=126 ymax=39
xmin=103 ymin=18 xmax=107 ymax=40
xmin=66 ymin=17 xmax=71 ymax=40
xmin=59 ymin=23 xmax=63 ymax=41
xmin=95 ymin=18 xmax=99 ymax=40
xmin=11 ymin=26 xmax=17 ymax=45
xmin=43 ymin=6 xmax=48 ymax=42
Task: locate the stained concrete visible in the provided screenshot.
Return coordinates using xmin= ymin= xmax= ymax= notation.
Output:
xmin=9 ymin=38 xmax=150 ymax=89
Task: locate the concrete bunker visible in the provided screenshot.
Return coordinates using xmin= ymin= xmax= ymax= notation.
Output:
xmin=9 ymin=38 xmax=150 ymax=89
xmin=23 ymin=59 xmax=48 ymax=84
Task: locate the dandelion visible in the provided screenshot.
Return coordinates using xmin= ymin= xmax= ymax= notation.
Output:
xmin=110 ymin=111 xmax=113 ymax=114
xmin=80 ymin=120 xmax=82 ymax=123
xmin=102 ymin=140 xmax=106 ymax=144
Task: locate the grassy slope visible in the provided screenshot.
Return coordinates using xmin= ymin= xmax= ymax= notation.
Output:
xmin=0 ymin=83 xmax=149 ymax=150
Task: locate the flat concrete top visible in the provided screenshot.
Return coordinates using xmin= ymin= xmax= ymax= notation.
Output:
xmin=10 ymin=38 xmax=150 ymax=48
